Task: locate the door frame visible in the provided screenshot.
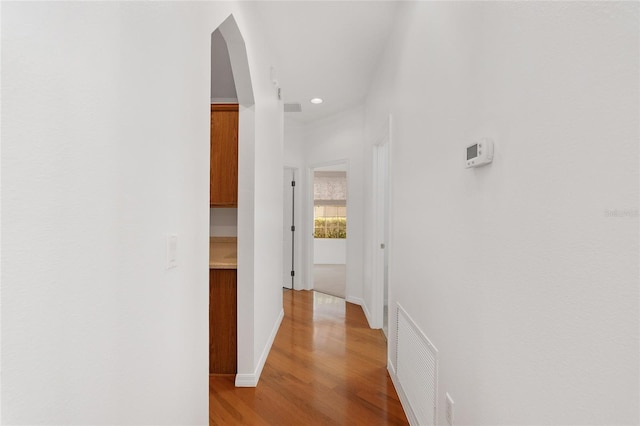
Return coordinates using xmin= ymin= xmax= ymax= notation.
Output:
xmin=283 ymin=166 xmax=299 ymax=290
xmin=306 ymin=159 xmax=349 ymax=293
xmin=371 ymin=115 xmax=393 ymax=330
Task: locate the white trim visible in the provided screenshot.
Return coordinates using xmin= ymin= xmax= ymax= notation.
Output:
xmin=283 ymin=166 xmax=298 ymax=290
xmin=371 ymin=145 xmax=384 ymax=328
xmin=346 ymin=296 xmax=375 ymax=328
xmin=284 ymin=164 xmax=303 ymax=289
xmin=346 ymin=296 xmax=363 ymax=305
xmin=305 ymin=167 xmax=313 ymax=291
xmin=235 ymin=308 xmax=284 ymax=387
xmin=388 ymin=361 xmax=419 ymax=426
xmin=387 ymin=357 xmax=396 ymax=377
xmin=211 ymin=97 xmax=239 ymax=104
xmin=371 ymin=115 xmax=393 ymax=331
xmin=233 ymin=373 xmax=257 ymax=387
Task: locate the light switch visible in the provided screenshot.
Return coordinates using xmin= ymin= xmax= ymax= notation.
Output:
xmin=167 ymin=234 xmax=178 ymax=269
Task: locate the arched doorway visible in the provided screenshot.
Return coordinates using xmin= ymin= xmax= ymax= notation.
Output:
xmin=210 ymin=14 xmax=256 ymax=386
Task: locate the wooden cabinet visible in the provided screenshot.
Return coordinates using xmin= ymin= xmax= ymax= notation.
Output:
xmin=209 ymin=269 xmax=237 ymax=374
xmin=210 ymin=104 xmax=239 ymax=207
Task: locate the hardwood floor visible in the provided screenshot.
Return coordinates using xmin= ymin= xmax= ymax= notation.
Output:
xmin=210 ymin=290 xmax=408 ymax=425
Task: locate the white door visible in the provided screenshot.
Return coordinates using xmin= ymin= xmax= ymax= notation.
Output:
xmin=374 ymin=142 xmax=390 ymax=336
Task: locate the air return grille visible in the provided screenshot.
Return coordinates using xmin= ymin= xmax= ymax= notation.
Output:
xmin=396 ymin=303 xmax=438 ymax=425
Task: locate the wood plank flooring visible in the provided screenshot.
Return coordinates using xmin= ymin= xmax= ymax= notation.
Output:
xmin=210 ymin=290 xmax=409 ymax=425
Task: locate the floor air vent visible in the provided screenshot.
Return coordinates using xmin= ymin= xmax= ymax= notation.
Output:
xmin=396 ymin=303 xmax=438 ymax=425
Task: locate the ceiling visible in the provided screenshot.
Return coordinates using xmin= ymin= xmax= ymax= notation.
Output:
xmin=246 ymin=1 xmax=400 ymax=123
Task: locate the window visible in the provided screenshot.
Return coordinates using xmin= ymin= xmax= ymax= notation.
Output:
xmin=314 ymin=205 xmax=347 ymax=238
xmin=313 ymin=171 xmax=347 ymax=239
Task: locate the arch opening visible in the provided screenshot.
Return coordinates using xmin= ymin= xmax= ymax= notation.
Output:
xmin=210 ymin=14 xmax=256 ymax=387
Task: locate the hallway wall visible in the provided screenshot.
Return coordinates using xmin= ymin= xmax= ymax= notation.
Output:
xmin=1 ymin=2 xmax=283 ymax=423
xmin=314 ymin=239 xmax=347 ymax=264
xmin=364 ymin=2 xmax=639 ymax=424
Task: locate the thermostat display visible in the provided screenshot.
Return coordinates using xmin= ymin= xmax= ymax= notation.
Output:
xmin=465 ymin=138 xmax=494 ymax=168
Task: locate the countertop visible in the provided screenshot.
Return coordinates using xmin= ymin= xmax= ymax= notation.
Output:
xmin=210 ymin=237 xmax=237 ymax=269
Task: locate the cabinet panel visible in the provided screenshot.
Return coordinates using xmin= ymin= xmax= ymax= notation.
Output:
xmin=210 ymin=104 xmax=238 ymax=207
xmin=209 ymin=269 xmax=237 ymax=374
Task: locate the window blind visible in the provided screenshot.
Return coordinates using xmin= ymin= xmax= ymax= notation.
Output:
xmin=314 ymin=171 xmax=347 ymax=206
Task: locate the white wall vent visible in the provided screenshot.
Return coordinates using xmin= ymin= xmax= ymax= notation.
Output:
xmin=396 ymin=303 xmax=438 ymax=425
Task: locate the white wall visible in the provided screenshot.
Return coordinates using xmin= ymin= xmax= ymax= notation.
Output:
xmin=314 ymin=239 xmax=346 ymax=264
xmin=210 ymin=208 xmax=238 ymax=237
xmin=1 ymin=1 xmax=283 ymax=423
xmin=304 ymin=108 xmax=365 ymax=303
xmin=210 ymin=29 xmax=237 ymax=102
xmin=237 ymin=2 xmax=285 ymax=381
xmin=284 ymin=117 xmax=306 ymax=167
xmin=364 ymin=2 xmax=639 ymax=424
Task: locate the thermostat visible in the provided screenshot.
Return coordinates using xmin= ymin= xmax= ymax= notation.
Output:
xmin=465 ymin=138 xmax=494 ymax=168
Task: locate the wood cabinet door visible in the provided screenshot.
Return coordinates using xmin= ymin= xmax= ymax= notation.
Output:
xmin=210 ymin=104 xmax=238 ymax=207
xmin=209 ymin=269 xmax=237 ymax=374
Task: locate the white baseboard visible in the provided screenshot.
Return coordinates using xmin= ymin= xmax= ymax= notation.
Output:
xmin=234 ymin=373 xmax=258 ymax=387
xmin=388 ymin=360 xmax=419 ymax=426
xmin=235 ymin=308 xmax=284 ymax=387
xmin=292 ymin=280 xmax=306 ymax=291
xmin=346 ymin=296 xmax=376 ymax=329
xmin=345 ymin=295 xmax=363 ymax=306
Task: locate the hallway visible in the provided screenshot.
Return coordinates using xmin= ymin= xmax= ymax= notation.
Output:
xmin=209 ymin=291 xmax=408 ymax=425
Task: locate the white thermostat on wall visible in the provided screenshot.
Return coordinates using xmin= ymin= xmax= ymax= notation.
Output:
xmin=465 ymin=138 xmax=494 ymax=168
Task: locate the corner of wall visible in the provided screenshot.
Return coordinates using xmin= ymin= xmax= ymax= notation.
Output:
xmin=345 ymin=296 xmax=376 ymax=329
xmin=236 ymin=308 xmax=284 ymax=387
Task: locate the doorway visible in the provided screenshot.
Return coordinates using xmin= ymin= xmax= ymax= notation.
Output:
xmin=372 ymin=117 xmax=391 ymax=337
xmin=311 ymin=163 xmax=348 ymax=299
xmin=209 ymin=14 xmax=256 ymax=386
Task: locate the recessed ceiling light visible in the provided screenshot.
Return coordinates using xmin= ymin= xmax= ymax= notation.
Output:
xmin=310 ymin=98 xmax=323 ymax=104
